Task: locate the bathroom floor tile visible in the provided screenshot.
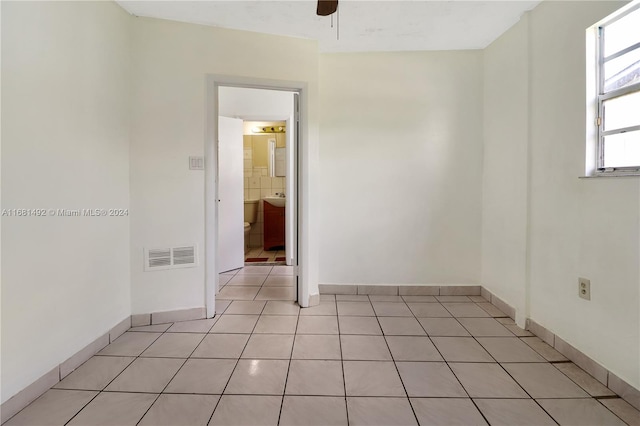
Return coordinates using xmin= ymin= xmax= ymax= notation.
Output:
xmin=340 ymin=335 xmax=392 ymax=360
xmin=166 ymin=318 xmax=217 ymax=333
xmin=343 ymin=361 xmax=406 ymax=396
xmin=338 ymin=316 xmax=383 ymax=335
xmin=280 ymin=396 xmax=348 ymax=426
xmin=253 ymin=315 xmax=298 ymax=334
xmin=396 ymin=362 xmax=467 ymax=397
xmin=297 ymin=316 xmax=339 ymax=334
xmin=502 ymin=363 xmax=589 ymax=398
xmin=448 ymin=363 xmax=528 ymax=398
xmin=225 ymin=359 xmax=289 ymax=395
xmin=209 ymin=315 xmax=259 ymax=334
xmin=209 ymin=395 xmax=281 ymax=426
xmin=431 ymin=337 xmax=494 ymax=362
xmin=476 ymin=337 xmax=547 ymax=362
xmin=292 ymin=334 xmax=342 ymax=360
xmin=104 ymin=358 xmax=185 ymax=393
xmin=336 ymin=301 xmax=375 ymax=316
xmin=346 ymin=397 xmax=418 ymax=426
xmin=241 ymin=334 xmax=294 ymax=359
xmin=474 ymin=399 xmax=556 ymax=426
xmin=191 ymin=334 xmax=249 ymax=358
xmin=138 ymin=394 xmax=219 ymax=426
xmin=285 ymin=360 xmax=344 ymax=396
xmin=140 ymin=333 xmax=205 ymax=358
xmin=377 ymin=317 xmax=426 ymax=336
xmin=67 ymin=392 xmax=157 ymax=426
xmin=537 ymin=398 xmax=627 ymax=426
xmin=418 ymin=318 xmax=470 ymax=336
xmin=411 ymin=398 xmax=487 ymax=426
xmin=457 ymin=318 xmax=514 ymax=336
xmin=55 ymin=356 xmax=134 ymax=391
xmin=3 ymin=389 xmax=98 ymax=426
xmin=371 ymin=302 xmax=413 ymax=317
xmin=164 ymin=358 xmax=236 ymax=394
xmin=407 ymin=303 xmax=452 ymax=318
xmin=385 ymin=336 xmax=443 ymax=361
xmin=97 ymin=332 xmax=161 ymax=356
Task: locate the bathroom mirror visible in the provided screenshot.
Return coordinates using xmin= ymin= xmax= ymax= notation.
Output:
xmin=243 ymin=121 xmax=286 ymax=178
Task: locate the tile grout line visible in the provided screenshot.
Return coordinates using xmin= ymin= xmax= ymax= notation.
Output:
xmin=334 ymin=296 xmax=350 ymax=426
xmin=439 ymin=300 xmax=552 ymax=424
xmin=276 ymin=293 xmax=303 ymax=425
xmin=206 ymin=293 xmax=267 ymax=426
xmin=411 ymin=298 xmax=490 ymax=424
xmin=61 ymin=323 xmax=169 ymax=426
xmin=369 ymin=299 xmax=421 ymax=425
xmin=134 ymin=318 xmax=214 ymax=425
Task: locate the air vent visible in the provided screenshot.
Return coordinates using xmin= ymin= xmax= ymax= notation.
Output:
xmin=144 ymin=245 xmax=198 ymax=271
xmin=173 ymin=246 xmax=196 ymax=265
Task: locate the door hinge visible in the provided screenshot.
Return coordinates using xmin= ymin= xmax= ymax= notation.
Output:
xmin=596 ymin=117 xmax=602 ymax=126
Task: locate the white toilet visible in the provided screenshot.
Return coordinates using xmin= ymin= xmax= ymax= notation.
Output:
xmin=243 ymin=199 xmax=259 ymax=253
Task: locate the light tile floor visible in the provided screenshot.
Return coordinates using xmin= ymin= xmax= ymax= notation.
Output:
xmin=244 ymin=247 xmax=286 ymax=264
xmin=5 ymin=266 xmax=639 ymax=425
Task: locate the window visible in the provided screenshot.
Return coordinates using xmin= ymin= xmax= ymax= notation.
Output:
xmin=594 ymin=2 xmax=640 ymax=174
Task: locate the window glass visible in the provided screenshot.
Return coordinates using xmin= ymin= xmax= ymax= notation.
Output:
xmin=603 ymin=9 xmax=640 ymax=56
xmin=603 ymin=130 xmax=640 ymax=168
xmin=603 ymin=48 xmax=640 ymax=92
xmin=603 ymin=91 xmax=640 ymax=131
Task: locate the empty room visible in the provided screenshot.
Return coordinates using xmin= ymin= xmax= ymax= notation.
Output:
xmin=1 ymin=0 xmax=639 ymax=424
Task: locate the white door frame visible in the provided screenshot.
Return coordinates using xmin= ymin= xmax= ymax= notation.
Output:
xmin=205 ymin=75 xmax=309 ymax=317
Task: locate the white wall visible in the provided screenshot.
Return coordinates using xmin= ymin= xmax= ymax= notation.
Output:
xmin=319 ymin=51 xmax=484 ymax=285
xmin=219 ymin=87 xmax=293 ymax=120
xmin=481 ymin=15 xmax=530 ymax=324
xmin=483 ymin=0 xmax=639 ymax=390
xmin=1 ymin=1 xmax=131 ymax=403
xmin=129 ymin=19 xmax=319 ymax=314
xmin=528 ymin=0 xmax=639 ymax=390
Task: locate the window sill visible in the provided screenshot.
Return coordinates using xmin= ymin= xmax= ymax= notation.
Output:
xmin=579 ymin=172 xmax=640 ymax=179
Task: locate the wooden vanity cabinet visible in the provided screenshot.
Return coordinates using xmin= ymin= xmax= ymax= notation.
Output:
xmin=263 ymin=201 xmax=285 ymax=251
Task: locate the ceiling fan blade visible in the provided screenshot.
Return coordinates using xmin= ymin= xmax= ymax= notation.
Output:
xmin=317 ymin=0 xmax=338 ymax=16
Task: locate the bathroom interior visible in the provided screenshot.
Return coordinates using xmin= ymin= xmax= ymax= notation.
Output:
xmin=242 ymin=121 xmax=288 ymax=264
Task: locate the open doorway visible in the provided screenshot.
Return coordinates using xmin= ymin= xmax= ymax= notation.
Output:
xmin=240 ymin=119 xmax=289 ymax=265
xmin=205 ymin=77 xmax=304 ymax=317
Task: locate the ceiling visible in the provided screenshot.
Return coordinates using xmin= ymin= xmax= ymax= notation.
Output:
xmin=117 ymin=0 xmax=541 ymax=52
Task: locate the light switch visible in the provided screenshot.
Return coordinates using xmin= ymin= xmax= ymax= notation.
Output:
xmin=189 ymin=156 xmax=204 ymax=170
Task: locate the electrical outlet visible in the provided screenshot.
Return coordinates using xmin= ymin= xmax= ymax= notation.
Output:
xmin=578 ymin=278 xmax=591 ymax=300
